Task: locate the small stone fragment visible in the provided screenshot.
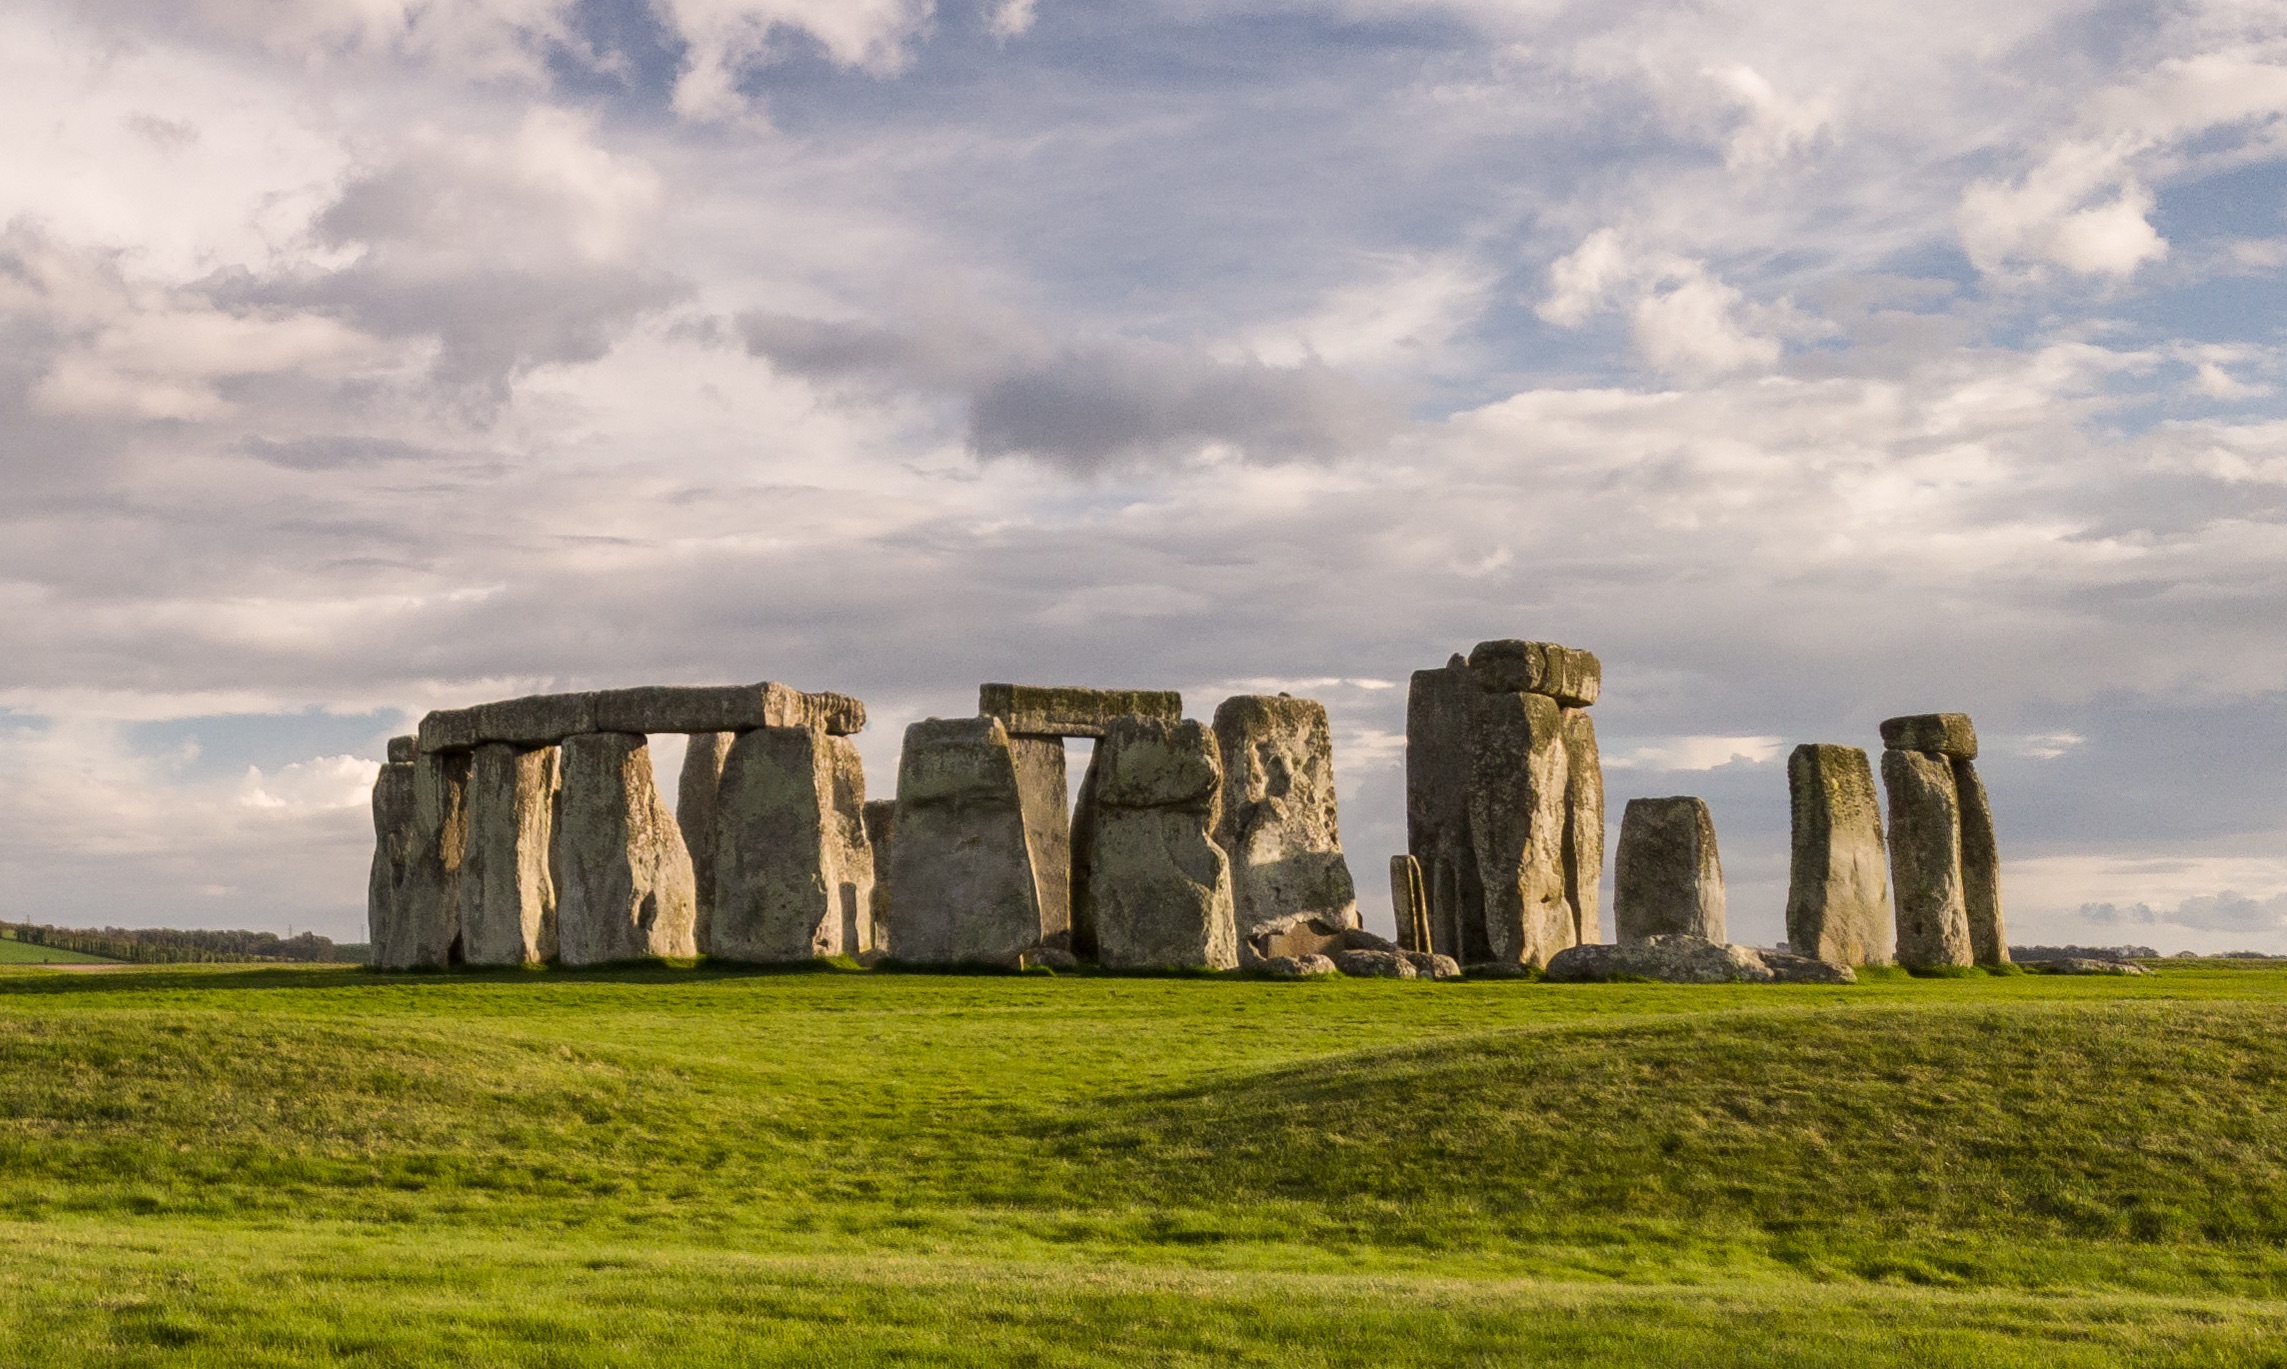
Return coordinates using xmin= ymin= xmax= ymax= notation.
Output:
xmin=552 ymin=732 xmax=698 ymax=965
xmin=1879 ymin=713 xmax=1978 ymax=759
xmin=1881 ymin=748 xmax=1974 ymax=968
xmin=458 ymin=743 xmax=560 ymax=966
xmin=1076 ymin=717 xmax=1239 ymax=971
xmin=1404 ymin=951 xmax=1464 ymax=980
xmin=1542 ymin=935 xmax=1773 ymax=984
xmin=677 ymin=732 xmax=734 ymax=950
xmin=1212 ymin=694 xmax=1359 ymax=953
xmin=1332 ymin=948 xmax=1417 ymax=979
xmin=977 ymin=683 xmax=1183 ymax=738
xmin=886 ymin=717 xmax=1046 ymax=965
xmin=1785 ymin=744 xmax=1891 ymax=966
xmin=1757 ymin=950 xmax=1859 ymax=984
xmin=1614 ymin=797 xmax=1726 ymax=943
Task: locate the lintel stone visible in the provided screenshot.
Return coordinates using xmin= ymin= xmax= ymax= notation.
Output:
xmin=1880 ymin=712 xmax=1978 ymax=759
xmin=418 ymin=682 xmax=865 ymax=753
xmin=1464 ymin=640 xmax=1601 ymax=707
xmin=977 ymin=683 xmax=1182 ymax=738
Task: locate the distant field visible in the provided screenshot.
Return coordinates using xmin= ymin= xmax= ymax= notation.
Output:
xmin=4 ymin=959 xmax=2286 ymax=1365
xmin=0 ymin=938 xmax=116 ymax=965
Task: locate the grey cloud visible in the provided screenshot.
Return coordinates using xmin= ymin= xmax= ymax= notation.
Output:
xmin=2084 ymin=892 xmax=2287 ymax=933
xmin=242 ymin=436 xmax=440 ymax=471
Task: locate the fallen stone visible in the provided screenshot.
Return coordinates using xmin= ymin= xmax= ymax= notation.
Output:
xmin=1559 ymin=706 xmax=1604 ymax=946
xmin=552 ymin=732 xmax=698 ymax=965
xmin=1466 ymin=687 xmax=1574 ymax=967
xmin=1464 ymin=639 xmax=1602 ymax=707
xmin=1008 ymin=735 xmax=1073 ymax=942
xmin=386 ymin=750 xmax=469 ymax=969
xmin=386 ymin=735 xmax=418 ymax=764
xmin=1332 ymin=948 xmax=1417 ymax=979
xmin=1213 ymin=695 xmax=1360 ymax=950
xmin=710 ymin=726 xmax=875 ymax=963
xmin=677 ymin=732 xmax=735 ymax=950
xmin=1785 ymin=744 xmax=1891 ymax=966
xmin=1405 ymin=951 xmax=1464 ymax=980
xmin=366 ymin=761 xmax=417 ymax=966
xmin=1390 ymin=854 xmax=1431 ymax=953
xmin=1614 ymin=796 xmax=1726 ymax=943
xmin=1405 ymin=658 xmax=1486 ymax=964
xmin=1543 ymin=935 xmax=1774 ymax=984
xmin=1955 ymin=757 xmax=2008 ymax=966
xmin=1077 ymin=717 xmax=1239 ymax=971
xmin=1880 ymin=713 xmax=1978 ymax=759
xmin=978 ymin=683 xmax=1182 ymax=738
xmin=1019 ymin=944 xmax=1081 ymax=971
xmin=2036 ymin=957 xmax=2150 ymax=975
xmin=1249 ymin=953 xmax=1340 ymax=979
xmin=1758 ymin=950 xmax=1858 ymax=984
xmin=886 ymin=717 xmax=1046 ymax=965
xmin=1339 ymin=927 xmax=1399 ymax=952
xmin=458 ymin=743 xmax=560 ymax=966
xmin=1882 ymin=748 xmax=1973 ymax=968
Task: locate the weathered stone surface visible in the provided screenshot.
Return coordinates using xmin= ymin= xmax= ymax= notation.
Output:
xmin=1464 ymin=639 xmax=1602 ymax=707
xmin=1212 ymin=695 xmax=1359 ymax=950
xmin=386 ymin=735 xmax=417 ymax=763
xmin=1880 ymin=713 xmax=1978 ymax=759
xmin=1543 ymin=934 xmax=1774 ymax=984
xmin=1404 ymin=951 xmax=1464 ymax=980
xmin=459 ymin=744 xmax=560 ymax=966
xmin=1559 ymin=706 xmax=1604 ymax=946
xmin=385 ymin=750 xmax=470 ymax=969
xmin=1250 ymin=953 xmax=1339 ymax=979
xmin=366 ymin=761 xmax=417 ymax=964
xmin=677 ymin=732 xmax=734 ymax=950
xmin=1333 ymin=948 xmax=1417 ymax=979
xmin=1339 ymin=927 xmax=1400 ymax=952
xmin=863 ymin=799 xmax=896 ymax=944
xmin=978 ymin=683 xmax=1182 ymax=738
xmin=1008 ymin=736 xmax=1073 ymax=941
xmin=1468 ymin=688 xmax=1574 ymax=967
xmin=1615 ymin=797 xmax=1725 ymax=943
xmin=710 ymin=726 xmax=874 ymax=963
xmin=552 ymin=733 xmax=698 ymax=965
xmin=418 ymin=683 xmax=863 ymax=753
xmin=2036 ymin=957 xmax=2149 ymax=975
xmin=886 ymin=717 xmax=1045 ymax=965
xmin=1390 ymin=854 xmax=1431 ymax=953
xmin=1785 ymin=744 xmax=1891 ymax=966
xmin=1406 ymin=658 xmax=1485 ymax=964
xmin=1955 ymin=757 xmax=2008 ymax=966
xmin=1078 ymin=718 xmax=1239 ymax=971
xmin=1759 ymin=950 xmax=1859 ymax=984
xmin=1882 ymin=748 xmax=1974 ymax=968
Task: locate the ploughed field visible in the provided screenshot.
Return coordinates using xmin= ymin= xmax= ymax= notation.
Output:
xmin=5 ymin=962 xmax=2287 ymax=1365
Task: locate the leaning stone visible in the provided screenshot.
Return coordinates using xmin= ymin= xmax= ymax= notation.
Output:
xmin=552 ymin=733 xmax=698 ymax=965
xmin=1882 ymin=748 xmax=1973 ymax=968
xmin=1077 ymin=718 xmax=1239 ymax=971
xmin=1955 ymin=757 xmax=2008 ymax=966
xmin=1785 ymin=744 xmax=1891 ymax=966
xmin=1614 ymin=797 xmax=1725 ymax=943
xmin=386 ymin=735 xmax=418 ymax=764
xmin=366 ymin=761 xmax=417 ymax=966
xmin=710 ymin=726 xmax=875 ymax=963
xmin=1466 ymin=687 xmax=1574 ymax=967
xmin=677 ymin=733 xmax=734 ymax=951
xmin=2037 ymin=957 xmax=2149 ymax=976
xmin=1213 ymin=695 xmax=1359 ymax=950
xmin=1405 ymin=951 xmax=1464 ymax=980
xmin=1758 ymin=950 xmax=1858 ymax=984
xmin=1879 ymin=713 xmax=1978 ymax=759
xmin=1009 ymin=736 xmax=1074 ymax=940
xmin=388 ymin=750 xmax=469 ymax=969
xmin=978 ymin=683 xmax=1182 ymax=738
xmin=886 ymin=718 xmax=1046 ymax=965
xmin=1390 ymin=854 xmax=1431 ymax=953
xmin=1333 ymin=948 xmax=1417 ymax=979
xmin=1559 ymin=706 xmax=1604 ymax=946
xmin=1464 ymin=639 xmax=1601 ymax=707
xmin=458 ymin=743 xmax=560 ymax=966
xmin=1543 ymin=935 xmax=1774 ymax=984
xmin=1406 ymin=658 xmax=1485 ymax=964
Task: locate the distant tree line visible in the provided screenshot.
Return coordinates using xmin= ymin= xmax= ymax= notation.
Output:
xmin=0 ymin=920 xmax=349 ymax=964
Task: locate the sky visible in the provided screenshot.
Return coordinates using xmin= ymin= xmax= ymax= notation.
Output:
xmin=3 ymin=0 xmax=2286 ymax=950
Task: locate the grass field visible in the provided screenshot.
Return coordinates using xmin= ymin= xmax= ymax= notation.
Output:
xmin=0 ymin=938 xmax=118 ymax=965
xmin=4 ymin=959 xmax=2287 ymax=1365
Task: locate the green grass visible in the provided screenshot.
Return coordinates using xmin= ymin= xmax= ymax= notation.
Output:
xmin=4 ymin=959 xmax=2287 ymax=1363
xmin=0 ymin=937 xmax=118 ymax=964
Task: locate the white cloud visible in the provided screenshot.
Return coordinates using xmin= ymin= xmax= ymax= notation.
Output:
xmin=1539 ymin=230 xmax=1786 ymax=379
xmin=1605 ymin=736 xmax=1784 ymax=771
xmin=1705 ymin=64 xmax=1832 ymax=170
xmin=654 ymin=0 xmax=937 ymax=119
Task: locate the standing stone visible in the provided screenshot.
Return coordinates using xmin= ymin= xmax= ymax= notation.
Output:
xmin=1008 ymin=736 xmax=1073 ymax=943
xmin=459 ymin=743 xmax=561 ymax=966
xmin=1954 ymin=757 xmax=2008 ymax=965
xmin=1466 ymin=685 xmax=1574 ymax=967
xmin=710 ymin=726 xmax=874 ymax=963
xmin=1785 ymin=744 xmax=1891 ymax=966
xmin=366 ymin=760 xmax=417 ymax=965
xmin=1212 ymin=695 xmax=1359 ymax=957
xmin=1614 ymin=797 xmax=1725 ymax=943
xmin=1390 ymin=855 xmax=1431 ymax=953
xmin=863 ymin=799 xmax=896 ymax=951
xmin=388 ymin=750 xmax=470 ymax=969
xmin=677 ymin=732 xmax=735 ymax=952
xmin=552 ymin=732 xmax=698 ymax=966
xmin=1559 ymin=706 xmax=1604 ymax=946
xmin=1078 ymin=717 xmax=1238 ymax=970
xmin=886 ymin=717 xmax=1045 ymax=965
xmin=1406 ymin=657 xmax=1485 ymax=964
xmin=1881 ymin=748 xmax=1973 ymax=968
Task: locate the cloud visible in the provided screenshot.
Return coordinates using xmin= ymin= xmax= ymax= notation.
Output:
xmin=652 ymin=0 xmax=937 ymax=118
xmin=1539 ymin=230 xmax=1788 ymax=380
xmin=1604 ymin=736 xmax=1785 ymax=771
xmin=2084 ymin=890 xmax=2287 ymax=933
